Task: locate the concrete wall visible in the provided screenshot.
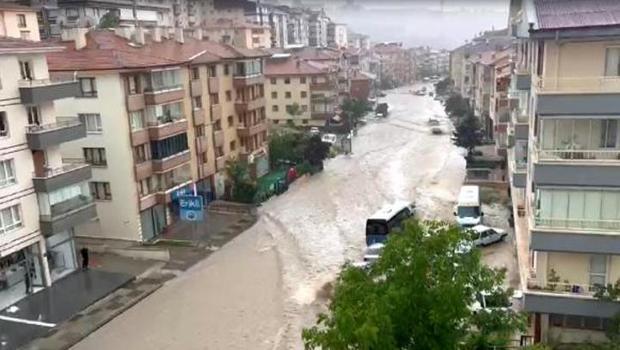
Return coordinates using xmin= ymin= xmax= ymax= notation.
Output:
xmin=543 ymin=40 xmax=616 ymax=80
xmin=218 ymin=63 xmax=240 ymax=160
xmin=546 ymin=252 xmax=620 ymax=287
xmin=266 ymin=75 xmax=311 ymax=125
xmin=0 ymin=10 xmax=40 ymax=41
xmin=548 ymin=326 xmax=608 ymax=344
xmin=56 ymin=73 xmax=141 ymax=241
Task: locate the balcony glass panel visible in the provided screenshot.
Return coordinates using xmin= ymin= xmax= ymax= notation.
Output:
xmin=515 ymin=140 xmax=528 ymax=170
xmin=234 ymin=59 xmax=263 ymax=77
xmin=539 ymin=119 xmax=620 ymax=161
xmin=535 ymin=188 xmax=620 ymax=231
xmin=146 ymin=102 xmax=184 ymax=126
xmin=143 ymin=69 xmax=181 ymax=92
xmin=37 ymin=182 xmax=92 ymax=220
xmin=155 ymin=164 xmax=191 ymax=191
xmin=150 ymin=133 xmax=188 ymax=160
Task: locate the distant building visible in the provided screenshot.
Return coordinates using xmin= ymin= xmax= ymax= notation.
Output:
xmin=373 ymin=42 xmax=415 ymax=88
xmin=308 ymin=9 xmax=329 ymax=48
xmin=327 ymin=22 xmax=347 ymax=48
xmin=202 ymin=19 xmax=271 ymax=49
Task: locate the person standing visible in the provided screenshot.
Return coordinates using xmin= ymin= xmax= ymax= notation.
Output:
xmin=80 ymin=247 xmax=89 ymax=270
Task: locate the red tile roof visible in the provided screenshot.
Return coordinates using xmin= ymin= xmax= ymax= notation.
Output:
xmin=0 ymin=36 xmax=64 ymax=54
xmin=535 ymin=0 xmax=620 ymax=30
xmin=0 ymin=3 xmax=35 ymax=12
xmin=265 ymin=56 xmax=328 ymax=76
xmin=47 ymin=30 xmax=269 ymax=71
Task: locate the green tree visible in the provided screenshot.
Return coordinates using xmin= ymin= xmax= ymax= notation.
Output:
xmin=286 ymin=102 xmax=303 ymax=119
xmin=341 ymin=98 xmax=370 ymax=128
xmin=445 ymin=93 xmax=470 ymax=118
xmin=302 ymin=220 xmax=525 ymax=349
xmin=304 ymin=135 xmax=330 ymax=168
xmin=453 ymin=113 xmax=484 ymax=159
xmin=225 ymin=158 xmax=256 ymax=203
xmin=98 ymin=10 xmax=119 ymax=28
xmin=434 ymin=77 xmax=452 ymax=96
xmin=268 ymin=131 xmax=307 ymax=167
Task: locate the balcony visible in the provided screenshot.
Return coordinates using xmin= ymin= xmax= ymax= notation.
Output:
xmin=514 ymin=73 xmax=531 ymax=91
xmin=147 ymin=119 xmax=188 ymax=140
xmin=524 ymin=286 xmax=620 ymax=319
xmin=530 ymin=225 xmax=620 ymax=255
xmin=211 ymin=104 xmax=222 ymax=122
xmin=310 ymin=81 xmax=336 ymax=91
xmin=196 ymin=135 xmax=208 ymax=154
xmin=32 ymin=163 xmax=92 ymax=193
xmin=126 ymin=93 xmax=145 ymax=112
xmin=134 ymin=160 xmax=153 ymax=181
xmin=216 ymin=156 xmax=226 ymax=171
xmin=139 ymin=194 xmax=158 ymax=211
xmin=234 ymin=97 xmax=265 ymax=113
xmin=155 ymin=180 xmax=193 ymax=205
xmin=131 ymin=128 xmax=149 ymax=146
xmin=208 ymin=77 xmax=220 ymax=93
xmin=152 ymin=150 xmax=191 ymax=172
xmin=237 ymin=123 xmax=267 ymax=138
xmin=214 ymin=130 xmax=224 ymax=147
xmin=311 ymin=112 xmax=331 ymax=120
xmin=193 ymin=108 xmax=206 ymax=126
xmin=535 ymin=76 xmax=620 ymax=115
xmin=26 ymin=117 xmax=86 ymax=150
xmin=190 ymin=79 xmax=202 ymax=97
xmin=39 ymin=195 xmax=97 ymax=236
xmin=18 ymin=79 xmax=79 ymax=104
xmin=144 ymin=87 xmax=184 ymax=105
xmin=232 ymin=75 xmax=264 ymax=88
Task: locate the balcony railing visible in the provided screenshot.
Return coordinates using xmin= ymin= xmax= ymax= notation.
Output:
xmin=537 ymin=147 xmax=620 ymax=162
xmin=26 ymin=117 xmax=81 ymax=133
xmin=527 ymin=278 xmax=605 ymax=298
xmin=41 ymin=194 xmax=94 ymax=221
xmin=33 ymin=162 xmax=89 ymax=179
xmin=534 ymin=216 xmax=620 ymax=231
xmin=534 ymin=76 xmax=620 ymax=93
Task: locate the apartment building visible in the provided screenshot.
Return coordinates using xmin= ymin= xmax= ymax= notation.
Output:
xmin=470 ymin=51 xmax=495 ymax=139
xmin=327 ymin=22 xmax=347 ymax=49
xmin=265 ymin=54 xmax=337 ymax=127
xmin=47 ymin=28 xmax=268 ymax=242
xmin=308 ymin=9 xmax=329 ymax=48
xmin=54 ymin=0 xmax=174 ymax=29
xmin=488 ymin=48 xmax=513 ymax=156
xmin=0 ymin=3 xmax=40 ymax=40
xmin=246 ymin=2 xmax=289 ymax=49
xmin=506 ymin=0 xmax=620 ymax=344
xmin=0 ymin=30 xmax=94 ymax=308
xmin=202 ymin=19 xmax=271 ymax=49
xmin=373 ymin=42 xmax=415 ymax=88
xmin=286 ymin=7 xmax=309 ymax=48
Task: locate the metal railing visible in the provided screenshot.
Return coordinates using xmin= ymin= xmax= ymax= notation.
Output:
xmin=534 ymin=75 xmax=620 ymax=93
xmin=527 ymin=278 xmax=604 ymax=297
xmin=32 ymin=162 xmax=89 ymax=179
xmin=534 ymin=216 xmax=620 ymax=231
xmin=25 ymin=117 xmax=81 ymax=133
xmin=537 ymin=148 xmax=620 ymax=162
xmin=40 ymin=194 xmax=94 ymax=221
xmin=18 ymin=78 xmax=76 ymax=88
xmin=146 ymin=114 xmax=185 ymax=127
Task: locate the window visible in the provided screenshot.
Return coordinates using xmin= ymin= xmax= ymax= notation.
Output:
xmin=549 ymin=314 xmax=610 ymax=331
xmin=83 ymin=148 xmax=107 ymax=166
xmin=224 ymin=64 xmax=230 ymax=76
xmin=589 ymin=255 xmax=607 ymax=289
xmin=230 ymin=140 xmax=236 ymax=151
xmin=129 ymin=111 xmax=144 ymax=130
xmin=193 ymin=96 xmax=202 ymax=109
xmin=199 ymin=152 xmax=207 ymax=164
xmin=138 ymin=177 xmax=154 ymax=197
xmin=80 ymin=113 xmax=102 ymax=133
xmin=0 ymin=205 xmax=22 ymax=234
xmin=216 ymin=146 xmax=224 ymax=157
xmin=150 ymin=133 xmax=188 ymax=160
xmin=191 ymin=67 xmax=200 ymax=80
xmin=0 ymin=160 xmax=16 ymax=188
xmin=302 ymin=105 xmax=308 ymax=112
xmin=301 ymin=91 xmax=307 ymax=98
xmin=210 ymin=93 xmax=219 ymax=105
xmin=270 ymin=78 xmax=276 ymax=84
xmin=271 ymin=91 xmax=277 ymax=99
xmin=300 ymin=77 xmax=307 ymax=84
xmin=20 ymin=31 xmax=30 ymax=40
xmin=284 ymin=77 xmax=290 ymax=84
xmin=78 ymin=78 xmax=97 ymax=97
xmin=208 ymin=65 xmax=217 ymax=77
xmin=273 ymin=120 xmax=280 ymax=124
xmin=17 ymin=14 xmax=27 ymax=28
xmin=27 ymin=106 xmax=40 ymax=125
xmin=601 ymin=119 xmax=618 ymax=148
xmin=214 ymin=120 xmax=222 ymax=131
xmin=226 ymin=90 xmax=232 ymax=102
xmin=90 ymin=182 xmax=112 ymax=200
xmin=605 ymin=47 xmax=620 ymax=76
xmin=134 ymin=144 xmax=150 ymax=163
xmin=285 ymin=91 xmax=292 ymax=99
xmin=195 ymin=126 xmax=205 ymax=137
xmin=144 ymin=70 xmax=180 ymax=92
xmin=227 ymin=115 xmax=234 ymax=127
xmin=19 ymin=61 xmax=33 ymax=80
xmin=0 ymin=112 xmax=7 ymax=137
xmin=302 ymin=119 xmax=308 ymax=125
xmin=272 ymin=105 xmax=279 ymax=112
xmin=66 ymin=8 xmax=78 ymax=18
xmin=127 ymin=75 xmax=141 ymax=94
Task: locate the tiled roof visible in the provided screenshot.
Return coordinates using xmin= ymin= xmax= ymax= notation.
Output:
xmin=47 ymin=30 xmax=269 ymax=71
xmin=535 ymin=0 xmax=620 ymax=30
xmin=0 ymin=3 xmax=35 ymax=12
xmin=290 ymin=47 xmax=341 ymax=61
xmin=265 ymin=56 xmax=327 ymax=76
xmin=0 ymin=36 xmax=63 ymax=54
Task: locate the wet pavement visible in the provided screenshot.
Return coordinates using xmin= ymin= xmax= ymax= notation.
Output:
xmin=0 ymin=270 xmax=132 ymax=350
xmin=69 ymin=84 xmax=518 ymax=350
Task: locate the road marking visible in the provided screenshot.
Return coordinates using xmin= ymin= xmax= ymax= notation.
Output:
xmin=0 ymin=315 xmax=56 ymax=328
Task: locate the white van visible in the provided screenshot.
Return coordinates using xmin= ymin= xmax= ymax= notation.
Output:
xmin=454 ymin=185 xmax=482 ymax=227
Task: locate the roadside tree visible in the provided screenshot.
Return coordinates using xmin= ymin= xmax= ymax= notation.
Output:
xmin=445 ymin=93 xmax=470 ymax=118
xmin=453 ymin=113 xmax=484 ymax=159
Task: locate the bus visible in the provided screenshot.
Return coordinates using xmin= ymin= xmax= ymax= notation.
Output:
xmin=454 ymin=185 xmax=482 ymax=227
xmin=365 ymin=201 xmax=415 ymax=246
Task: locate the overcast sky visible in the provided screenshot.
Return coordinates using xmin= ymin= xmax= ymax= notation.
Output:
xmin=293 ymin=0 xmax=510 ymax=49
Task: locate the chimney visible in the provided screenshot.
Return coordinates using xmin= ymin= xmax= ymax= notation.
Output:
xmin=135 ymin=27 xmax=145 ymax=45
xmin=194 ymin=28 xmax=203 ymax=40
xmin=174 ymin=27 xmax=184 ymax=44
xmin=152 ymin=27 xmax=162 ymax=42
xmin=61 ymin=28 xmax=88 ymax=50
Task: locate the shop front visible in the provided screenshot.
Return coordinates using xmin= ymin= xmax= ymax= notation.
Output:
xmin=0 ymin=243 xmax=45 ymax=310
xmin=46 ymin=230 xmax=78 ymax=281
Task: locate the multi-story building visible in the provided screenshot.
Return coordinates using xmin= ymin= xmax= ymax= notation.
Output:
xmin=47 ymin=28 xmax=268 ymax=243
xmin=373 ymin=42 xmax=415 ymax=88
xmin=286 ymin=7 xmax=309 ymax=48
xmin=470 ymin=51 xmax=495 ymax=138
xmin=0 ymin=2 xmax=41 ymax=40
xmin=246 ymin=2 xmax=289 ymax=49
xmin=202 ymin=19 xmax=271 ymax=49
xmin=327 ymin=22 xmax=347 ymax=49
xmin=308 ymin=9 xmax=329 ymax=48
xmin=0 ymin=23 xmax=94 ymax=308
xmin=488 ymin=48 xmax=513 ymax=157
xmin=265 ymin=54 xmax=337 ymax=127
xmin=506 ymin=0 xmax=620 ymax=345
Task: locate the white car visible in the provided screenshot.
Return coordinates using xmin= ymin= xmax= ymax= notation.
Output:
xmin=470 ymin=225 xmax=507 ymax=246
xmin=321 ymin=133 xmax=337 ymax=145
xmin=309 ymin=127 xmax=320 ymax=135
xmin=353 ymin=243 xmax=386 ymax=270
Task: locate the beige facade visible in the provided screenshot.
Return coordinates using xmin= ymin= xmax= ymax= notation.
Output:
xmin=0 ymin=6 xmax=40 ymax=41
xmin=203 ymin=25 xmax=271 ymax=49
xmin=266 ymin=76 xmax=312 ymax=126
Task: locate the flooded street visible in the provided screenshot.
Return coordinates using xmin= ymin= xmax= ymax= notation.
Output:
xmin=71 ymin=85 xmax=473 ymax=350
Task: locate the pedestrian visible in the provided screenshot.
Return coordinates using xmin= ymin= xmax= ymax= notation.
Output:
xmin=80 ymin=247 xmax=89 ymax=270
xmin=24 ymin=266 xmax=31 ymax=294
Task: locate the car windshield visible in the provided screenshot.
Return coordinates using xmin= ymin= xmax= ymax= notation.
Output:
xmin=366 ymin=220 xmax=388 ymax=235
xmin=458 ymin=206 xmax=480 ymax=218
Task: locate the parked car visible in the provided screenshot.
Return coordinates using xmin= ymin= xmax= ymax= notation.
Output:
xmin=377 ymin=92 xmax=387 ymax=97
xmin=428 ymin=117 xmax=440 ymax=126
xmin=321 ymin=133 xmax=337 ymax=145
xmin=353 ymin=243 xmax=386 ymax=270
xmin=469 ymin=225 xmax=507 ymax=246
xmin=431 ymin=126 xmax=443 ymax=135
xmin=376 ymin=102 xmax=389 ymax=117
xmin=309 ymin=127 xmax=320 ymax=135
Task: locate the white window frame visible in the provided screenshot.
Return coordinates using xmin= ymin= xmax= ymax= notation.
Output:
xmin=0 ymin=159 xmax=16 ymax=188
xmin=80 ymin=113 xmax=103 ymax=133
xmin=0 ymin=204 xmax=22 ymax=234
xmin=0 ymin=111 xmax=9 ymax=137
xmin=589 ymin=254 xmax=608 ymax=290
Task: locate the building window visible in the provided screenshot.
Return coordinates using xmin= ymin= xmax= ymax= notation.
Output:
xmin=20 ymin=31 xmax=30 ymax=40
xmin=272 ymin=105 xmax=279 ymax=112
xmin=0 ymin=159 xmax=16 ymax=188
xmin=129 ymin=111 xmax=144 ymax=130
xmin=208 ymin=65 xmax=217 ymax=77
xmin=150 ymin=133 xmax=188 ymax=160
xmin=302 ymin=105 xmax=308 ymax=112
xmin=285 ymin=91 xmax=291 ymax=98
xmin=227 ymin=115 xmax=234 ymax=127
xmin=601 ymin=120 xmax=618 ymax=148
xmin=78 ymin=78 xmax=97 ymax=97
xmin=0 ymin=205 xmax=22 ymax=234
xmin=210 ymin=93 xmax=219 ymax=105
xmin=17 ymin=14 xmax=27 ymax=28
xmin=90 ymin=182 xmax=112 ymax=200
xmin=284 ymin=77 xmax=290 ymax=84
xmin=83 ymin=147 xmax=107 ymax=166
xmin=144 ymin=70 xmax=181 ymax=92
xmin=27 ymin=106 xmax=40 ymax=125
xmin=589 ymin=255 xmax=608 ymax=289
xmin=302 ymin=119 xmax=308 ymax=124
xmin=270 ymin=78 xmax=276 ymax=84
xmin=273 ymin=120 xmax=280 ymax=124
xmin=224 ymin=64 xmax=230 ymax=76
xmin=216 ymin=146 xmax=224 ymax=157
xmin=138 ymin=177 xmax=154 ymax=197
xmin=80 ymin=113 xmax=102 ymax=133
xmin=193 ymin=96 xmax=202 ymax=109
xmin=230 ymin=140 xmax=236 ymax=151
xmin=66 ymin=8 xmax=78 ymax=19
xmin=271 ymin=91 xmax=277 ymax=99
xmin=252 ymin=37 xmax=260 ymax=44
xmin=191 ymin=67 xmax=200 ymax=80
xmin=301 ymin=91 xmax=307 ymax=98
xmin=300 ymin=77 xmax=307 ymax=84
xmin=0 ymin=112 xmax=7 ymax=137
xmin=19 ymin=60 xmax=33 ymax=80
xmin=605 ymin=47 xmax=620 ymax=76
xmin=127 ymin=75 xmax=141 ymax=94
xmin=134 ymin=144 xmax=150 ymax=163
xmin=226 ymin=90 xmax=232 ymax=102
xmin=199 ymin=152 xmax=207 ymax=164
